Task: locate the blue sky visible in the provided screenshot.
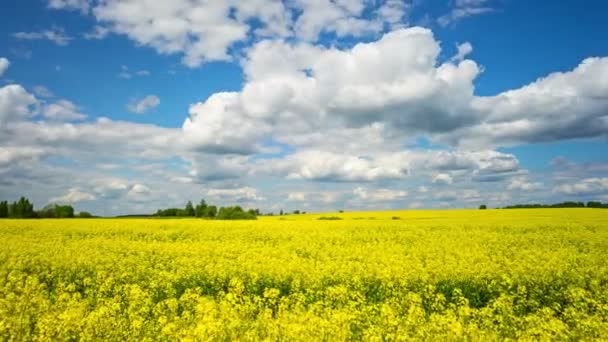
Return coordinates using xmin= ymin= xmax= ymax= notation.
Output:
xmin=1 ymin=0 xmax=607 ymax=214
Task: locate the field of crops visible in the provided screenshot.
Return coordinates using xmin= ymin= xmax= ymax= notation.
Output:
xmin=1 ymin=209 xmax=607 ymax=340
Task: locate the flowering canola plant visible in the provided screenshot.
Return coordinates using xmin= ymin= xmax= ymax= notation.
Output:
xmin=0 ymin=209 xmax=607 ymax=340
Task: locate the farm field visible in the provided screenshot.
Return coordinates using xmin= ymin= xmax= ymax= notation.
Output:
xmin=1 ymin=209 xmax=607 ymax=340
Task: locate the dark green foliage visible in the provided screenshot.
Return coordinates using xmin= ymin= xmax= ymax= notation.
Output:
xmin=587 ymin=201 xmax=608 ymax=208
xmin=206 ymin=205 xmax=217 ymax=218
xmin=78 ymin=211 xmax=94 ymax=218
xmin=155 ymin=208 xmax=186 ymax=217
xmin=293 ymin=210 xmax=300 ymax=214
xmin=479 ymin=204 xmax=487 ymax=210
xmin=8 ymin=197 xmax=36 ymax=218
xmin=38 ymin=204 xmax=75 ymax=218
xmin=317 ymin=216 xmax=342 ymax=220
xmin=0 ymin=196 xmax=94 ymax=219
xmin=185 ymin=201 xmax=195 ymax=216
xmin=504 ymin=202 xmax=587 ymax=209
xmin=0 ymin=201 xmax=8 ymax=218
xmin=195 ymin=200 xmax=207 ymax=217
xmin=155 ymin=200 xmax=253 ymax=219
xmin=216 ymin=206 xmax=257 ymax=220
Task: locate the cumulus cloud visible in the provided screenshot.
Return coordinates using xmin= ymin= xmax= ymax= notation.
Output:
xmin=257 ymin=150 xmax=409 ymax=182
xmin=184 ymin=27 xmax=481 ymax=154
xmin=432 ymin=173 xmax=453 ymax=185
xmin=554 ymin=178 xmax=608 ymax=196
xmin=0 ymin=58 xmax=9 ymax=77
xmin=50 ymin=188 xmax=96 ymax=203
xmin=353 ymin=187 xmax=408 ymax=201
xmin=13 ymin=27 xmax=73 ymax=46
xmin=0 ymin=85 xmax=38 ymax=126
xmin=441 ymin=57 xmax=608 ymax=147
xmin=127 ymin=184 xmax=152 ymax=201
xmin=451 ymin=42 xmax=473 ymax=62
xmin=128 ymin=95 xmax=160 ymax=114
xmin=50 ymin=0 xmax=413 ymax=67
xmin=508 ymin=178 xmax=543 ymax=192
xmin=207 ymin=187 xmax=264 ymax=202
xmin=43 ymin=100 xmax=86 ymax=121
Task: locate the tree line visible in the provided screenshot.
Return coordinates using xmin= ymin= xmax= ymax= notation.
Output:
xmin=154 ymin=199 xmax=260 ymax=220
xmin=502 ymin=201 xmax=608 ymax=209
xmin=478 ymin=201 xmax=608 ymax=210
xmin=0 ymin=197 xmax=94 ymax=218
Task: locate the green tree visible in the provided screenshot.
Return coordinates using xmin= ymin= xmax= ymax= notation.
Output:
xmin=206 ymin=205 xmax=217 ymax=218
xmin=195 ymin=199 xmax=207 ymax=217
xmin=479 ymin=204 xmax=487 ymax=210
xmin=185 ymin=201 xmax=195 ymax=216
xmin=217 ymin=206 xmax=256 ymax=220
xmin=10 ymin=197 xmax=35 ymax=218
xmin=0 ymin=201 xmax=8 ymax=218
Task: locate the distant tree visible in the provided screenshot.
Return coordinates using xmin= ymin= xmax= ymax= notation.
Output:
xmin=206 ymin=205 xmax=217 ymax=218
xmin=0 ymin=201 xmax=8 ymax=218
xmin=9 ymin=197 xmax=35 ymax=218
xmin=185 ymin=201 xmax=195 ymax=216
xmin=279 ymin=209 xmax=284 ymax=216
xmin=479 ymin=204 xmax=487 ymax=210
xmin=338 ymin=210 xmax=344 ymax=213
xmin=195 ymin=199 xmax=207 ymax=217
xmin=217 ymin=206 xmax=257 ymax=220
xmin=155 ymin=208 xmax=183 ymax=217
xmin=293 ymin=210 xmax=300 ymax=214
xmin=38 ymin=204 xmax=74 ymax=218
xmin=78 ymin=211 xmax=94 ymax=218
xmin=587 ymin=201 xmax=608 ymax=208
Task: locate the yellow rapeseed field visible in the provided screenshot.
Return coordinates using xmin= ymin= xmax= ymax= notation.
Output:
xmin=1 ymin=209 xmax=607 ymax=340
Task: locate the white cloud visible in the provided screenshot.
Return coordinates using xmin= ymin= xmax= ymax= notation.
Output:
xmin=258 ymin=150 xmax=409 ymax=182
xmin=128 ymin=95 xmax=160 ymax=114
xmin=184 ymin=27 xmax=481 ymax=154
xmin=432 ymin=173 xmax=453 ymax=185
xmin=508 ymin=178 xmax=543 ymax=192
xmin=51 ymin=0 xmax=413 ymax=67
xmin=0 ymin=85 xmax=38 ymax=126
xmin=50 ymin=188 xmax=96 ymax=203
xmin=207 ymin=187 xmax=264 ymax=202
xmin=13 ymin=27 xmax=73 ymax=46
xmin=353 ymin=187 xmax=408 ymax=201
xmin=127 ymin=184 xmax=152 ymax=201
xmin=0 ymin=58 xmax=9 ymax=77
xmin=442 ymin=57 xmax=608 ymax=147
xmin=438 ymin=0 xmax=494 ymax=27
xmin=451 ymin=42 xmax=473 ymax=62
xmin=43 ymin=100 xmax=86 ymax=121
xmin=554 ymin=178 xmax=608 ymax=196
xmin=47 ymin=0 xmax=90 ymax=12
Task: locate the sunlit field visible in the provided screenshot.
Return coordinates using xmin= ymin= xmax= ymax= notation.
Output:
xmin=1 ymin=209 xmax=607 ymax=340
